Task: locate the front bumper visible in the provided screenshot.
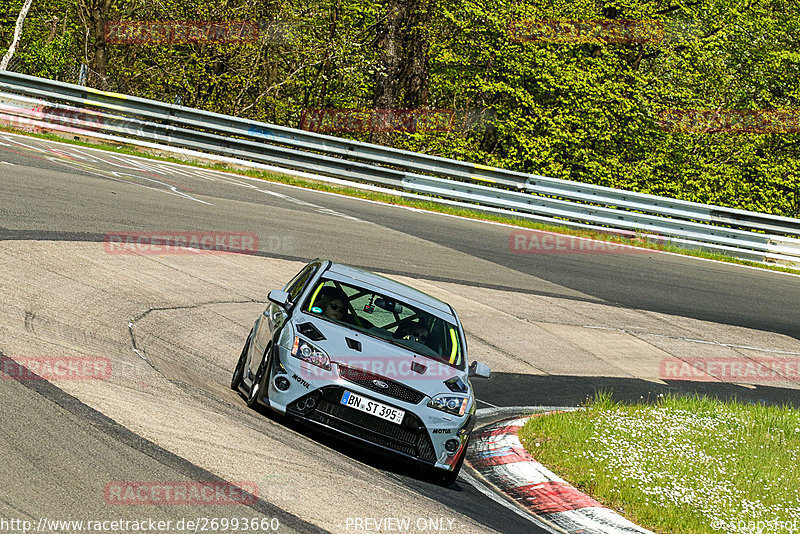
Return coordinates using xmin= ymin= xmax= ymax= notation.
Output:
xmin=264 ymin=348 xmax=474 ymax=471
xmin=288 ymin=386 xmax=439 ymax=464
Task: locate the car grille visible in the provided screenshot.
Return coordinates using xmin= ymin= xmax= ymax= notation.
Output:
xmin=337 ymin=364 xmax=425 ymax=404
xmin=290 ymin=387 xmax=437 ymax=463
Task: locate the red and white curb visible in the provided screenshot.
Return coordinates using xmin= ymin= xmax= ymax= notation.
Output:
xmin=466 ymin=415 xmax=653 ymax=534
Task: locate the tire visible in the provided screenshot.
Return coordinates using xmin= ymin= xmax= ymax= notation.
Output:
xmin=246 ymin=344 xmax=272 ymax=410
xmin=230 ymin=329 xmax=252 ymax=391
xmin=433 ymin=442 xmax=467 ymax=486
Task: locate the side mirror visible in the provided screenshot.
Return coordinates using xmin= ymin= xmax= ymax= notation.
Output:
xmin=267 ymin=289 xmax=290 ymax=308
xmin=469 ymin=361 xmax=491 ymax=379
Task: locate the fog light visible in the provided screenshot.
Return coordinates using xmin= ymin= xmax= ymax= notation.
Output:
xmin=445 ymin=439 xmax=460 ymax=453
xmin=294 ymin=394 xmax=318 ymax=415
xmin=274 ymin=376 xmax=290 ymax=391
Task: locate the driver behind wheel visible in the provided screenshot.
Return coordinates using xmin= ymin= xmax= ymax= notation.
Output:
xmin=315 ymin=286 xmax=350 ymax=322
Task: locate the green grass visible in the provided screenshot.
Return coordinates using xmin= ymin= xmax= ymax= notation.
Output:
xmin=519 ymin=392 xmax=800 ymax=534
xmin=2 ymin=125 xmax=799 ymax=276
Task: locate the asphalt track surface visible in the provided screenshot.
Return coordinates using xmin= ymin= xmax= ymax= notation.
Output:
xmin=1 ymin=135 xmax=797 ymax=340
xmin=1 ymin=132 xmax=799 ymax=533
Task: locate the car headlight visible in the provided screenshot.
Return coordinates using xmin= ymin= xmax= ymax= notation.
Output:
xmin=290 ymin=337 xmax=331 ymax=370
xmin=428 ymin=394 xmax=469 ymax=417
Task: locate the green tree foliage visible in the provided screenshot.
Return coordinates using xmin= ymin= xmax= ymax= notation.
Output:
xmin=0 ymin=0 xmax=80 ymax=80
xmin=1 ymin=0 xmax=798 ymax=216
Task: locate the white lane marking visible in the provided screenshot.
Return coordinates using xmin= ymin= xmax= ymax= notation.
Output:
xmin=244 ymin=172 xmax=800 ymax=278
xmin=228 ymin=165 xmax=800 ymax=279
xmin=0 ymin=135 xmax=45 ymax=152
xmin=258 ymin=188 xmax=363 ymax=222
xmin=476 ymin=398 xmax=499 ymax=408
xmin=1 ymin=161 xmax=14 ymax=165
xmin=5 ymin=130 xmax=798 ymax=277
xmin=12 ymin=134 xmax=363 ymax=221
xmin=1 ymin=134 xmax=210 ymax=205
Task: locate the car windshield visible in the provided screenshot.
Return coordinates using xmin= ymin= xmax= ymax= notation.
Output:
xmin=303 ymin=278 xmax=464 ymax=369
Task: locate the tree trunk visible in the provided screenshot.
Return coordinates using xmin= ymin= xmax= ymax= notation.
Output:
xmin=398 ymin=0 xmax=429 ymax=108
xmin=1 ymin=0 xmax=35 ymax=71
xmin=371 ymin=0 xmax=431 ymax=145
xmin=79 ymin=0 xmax=113 ymax=86
xmin=373 ymin=0 xmax=404 ymax=109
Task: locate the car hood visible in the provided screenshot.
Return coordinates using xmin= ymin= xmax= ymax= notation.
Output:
xmin=297 ymin=317 xmax=466 ymax=398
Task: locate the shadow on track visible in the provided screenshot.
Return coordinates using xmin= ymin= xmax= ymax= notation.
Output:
xmin=475 ymin=372 xmax=800 ymax=408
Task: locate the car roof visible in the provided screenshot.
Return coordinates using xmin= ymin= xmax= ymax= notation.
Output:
xmin=324 ymin=262 xmax=454 ymax=317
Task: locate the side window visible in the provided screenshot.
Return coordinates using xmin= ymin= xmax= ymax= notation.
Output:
xmin=285 ymin=265 xmax=317 ymax=303
xmin=306 ymin=279 xmax=339 ymax=311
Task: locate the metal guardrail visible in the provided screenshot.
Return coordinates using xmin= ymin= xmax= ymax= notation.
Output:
xmin=1 ymin=70 xmax=799 ymax=266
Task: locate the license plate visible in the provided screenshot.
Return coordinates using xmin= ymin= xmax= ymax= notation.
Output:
xmin=340 ymin=390 xmax=405 ymax=425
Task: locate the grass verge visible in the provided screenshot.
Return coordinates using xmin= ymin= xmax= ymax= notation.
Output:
xmin=519 ymin=392 xmax=800 ymax=534
xmin=2 ymin=125 xmax=799 ymax=275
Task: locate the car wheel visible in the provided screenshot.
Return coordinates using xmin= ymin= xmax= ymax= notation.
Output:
xmin=433 ymin=441 xmax=467 ymax=486
xmin=246 ymin=345 xmax=271 ymax=409
xmin=230 ymin=329 xmax=253 ymax=391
